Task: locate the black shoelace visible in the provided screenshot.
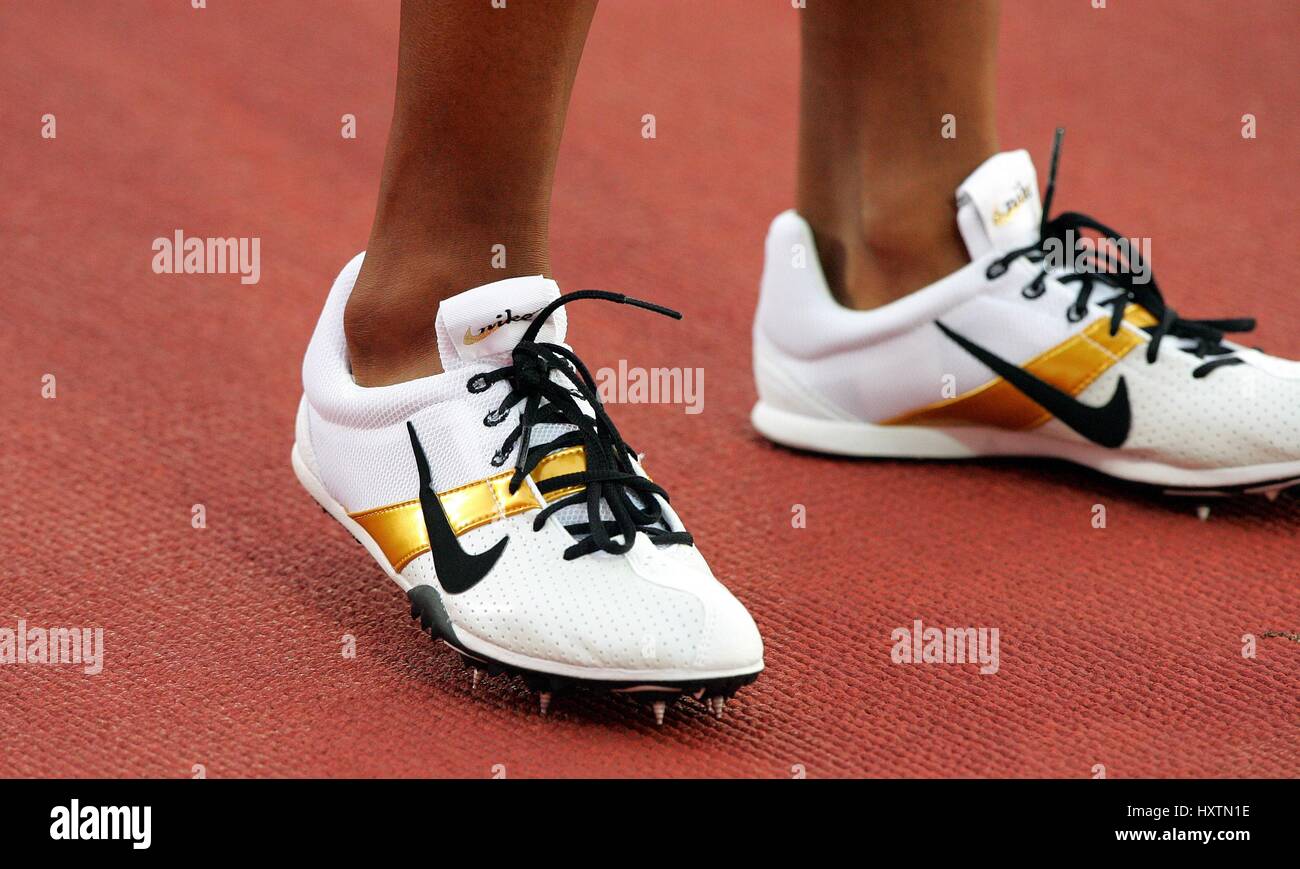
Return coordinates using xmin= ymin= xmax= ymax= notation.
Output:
xmin=466 ymin=290 xmax=694 ymax=560
xmin=985 ymin=128 xmax=1256 ymax=378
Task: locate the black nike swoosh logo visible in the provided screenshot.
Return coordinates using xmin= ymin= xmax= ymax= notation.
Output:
xmin=406 ymin=422 xmax=508 ymax=594
xmin=935 ymin=321 xmax=1131 ymax=448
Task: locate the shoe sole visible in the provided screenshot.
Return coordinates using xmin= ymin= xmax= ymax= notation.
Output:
xmin=752 ymin=401 xmax=1300 ymax=498
xmin=291 ymin=443 xmax=761 ymax=713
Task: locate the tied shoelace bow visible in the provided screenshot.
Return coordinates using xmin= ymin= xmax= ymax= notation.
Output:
xmin=985 ymin=128 xmax=1256 ymax=378
xmin=466 ymin=290 xmax=694 ymax=560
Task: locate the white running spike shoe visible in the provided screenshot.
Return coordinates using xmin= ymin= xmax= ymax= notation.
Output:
xmin=295 ymin=256 xmax=763 ymax=718
xmin=753 ymin=131 xmax=1300 ymax=497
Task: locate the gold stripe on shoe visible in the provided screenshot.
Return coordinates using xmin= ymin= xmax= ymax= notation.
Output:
xmin=884 ymin=306 xmax=1154 ymax=430
xmin=349 ymin=446 xmax=588 ymax=572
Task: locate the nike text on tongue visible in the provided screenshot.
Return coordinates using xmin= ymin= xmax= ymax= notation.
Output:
xmin=434 ymin=274 xmax=565 ymax=366
xmin=960 ymin=143 xmax=1153 ymax=285
xmin=991 ymin=182 xmax=1033 ymax=226
xmin=954 ymin=149 xmax=1043 ymax=258
xmin=463 ymin=306 xmax=544 ymax=346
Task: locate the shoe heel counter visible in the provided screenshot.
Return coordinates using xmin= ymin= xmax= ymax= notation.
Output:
xmin=753 ymin=333 xmax=849 ymax=421
xmin=294 ymin=395 xmax=324 ymax=482
xmin=752 ymin=211 xmax=845 ymax=420
xmin=756 ymin=211 xmax=818 ymax=339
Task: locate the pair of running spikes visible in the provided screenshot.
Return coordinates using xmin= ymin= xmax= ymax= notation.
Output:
xmin=294 ymin=134 xmax=1295 ymax=722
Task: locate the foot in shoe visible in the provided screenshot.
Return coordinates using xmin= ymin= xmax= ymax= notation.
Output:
xmin=295 ymin=257 xmax=763 ymax=720
xmin=753 ymin=130 xmax=1300 ymax=497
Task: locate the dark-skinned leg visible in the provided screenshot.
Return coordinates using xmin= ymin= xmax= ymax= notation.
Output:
xmin=797 ymin=0 xmax=1001 ymax=310
xmin=345 ymin=0 xmax=599 ymax=385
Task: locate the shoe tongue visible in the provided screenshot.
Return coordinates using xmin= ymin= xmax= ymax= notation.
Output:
xmin=955 ymin=150 xmax=1043 ymax=259
xmin=435 ymin=275 xmax=566 ymax=370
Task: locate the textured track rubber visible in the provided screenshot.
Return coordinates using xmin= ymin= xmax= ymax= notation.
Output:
xmin=2 ymin=0 xmax=1297 ymax=776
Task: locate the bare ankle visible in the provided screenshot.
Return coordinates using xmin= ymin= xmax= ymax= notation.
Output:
xmin=804 ymin=210 xmax=966 ymax=312
xmin=343 ymin=240 xmax=549 ymax=386
xmin=804 ymin=162 xmax=989 ymax=311
xmin=344 ymin=261 xmax=444 ymax=386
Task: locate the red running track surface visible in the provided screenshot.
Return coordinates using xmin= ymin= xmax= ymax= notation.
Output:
xmin=2 ymin=0 xmax=1297 ymax=778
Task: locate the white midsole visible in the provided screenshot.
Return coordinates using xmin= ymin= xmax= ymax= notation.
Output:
xmin=291 ymin=443 xmax=761 ymax=683
xmin=751 ymin=401 xmax=1300 ymax=491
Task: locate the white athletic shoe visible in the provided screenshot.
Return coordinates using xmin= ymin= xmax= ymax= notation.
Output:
xmin=295 ymin=256 xmax=762 ymax=720
xmin=753 ymin=131 xmax=1300 ymax=497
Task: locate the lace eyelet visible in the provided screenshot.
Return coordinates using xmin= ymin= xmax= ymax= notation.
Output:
xmin=986 ymin=262 xmax=1008 ymax=280
xmin=466 ymin=374 xmax=490 ymax=394
xmin=483 ymin=408 xmax=508 ymax=427
xmin=1065 ymin=305 xmax=1086 ymax=323
xmin=1021 ymin=281 xmax=1046 ymax=300
xmin=489 ymin=451 xmax=508 ymax=467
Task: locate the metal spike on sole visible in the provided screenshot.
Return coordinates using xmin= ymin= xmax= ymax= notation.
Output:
xmin=652 ymin=701 xmax=667 ymax=726
xmin=1265 ymin=489 xmax=1280 ymax=502
xmin=406 ymin=588 xmax=760 ymax=719
xmin=471 ymin=668 xmax=482 ymax=690
xmin=709 ymin=696 xmax=726 ymax=719
xmin=1196 ymin=505 xmax=1211 ymax=522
